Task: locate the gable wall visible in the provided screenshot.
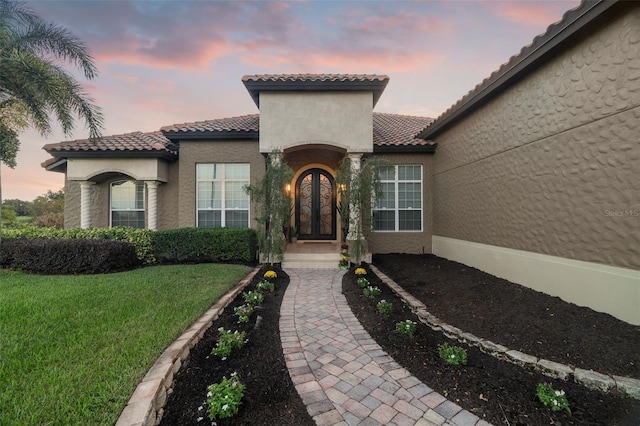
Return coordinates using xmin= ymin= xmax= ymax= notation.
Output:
xmin=430 ymin=3 xmax=640 ymax=324
xmin=433 ymin=4 xmax=640 ymax=270
xmin=260 ymin=92 xmax=373 ymax=153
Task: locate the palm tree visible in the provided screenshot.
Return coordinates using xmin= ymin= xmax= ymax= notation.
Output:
xmin=0 ymin=0 xmax=103 ymax=242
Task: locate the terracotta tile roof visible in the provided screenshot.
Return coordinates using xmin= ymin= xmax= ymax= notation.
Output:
xmin=420 ymin=0 xmax=616 ymax=138
xmin=242 ymin=74 xmax=390 ymax=107
xmin=373 ymin=113 xmax=435 ymax=148
xmin=42 ymin=110 xmax=435 ymax=163
xmin=160 ymin=114 xmax=259 ymax=134
xmin=43 ymin=131 xmax=178 ymax=156
xmin=242 ymin=74 xmax=389 ymax=83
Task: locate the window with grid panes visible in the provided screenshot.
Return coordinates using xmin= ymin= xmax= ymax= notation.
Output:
xmin=110 ymin=180 xmax=145 ymax=228
xmin=196 ymin=163 xmax=250 ymax=228
xmin=372 ymin=165 xmax=422 ymax=232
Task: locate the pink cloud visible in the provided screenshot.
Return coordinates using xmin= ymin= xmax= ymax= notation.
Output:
xmin=489 ymin=2 xmax=579 ymax=27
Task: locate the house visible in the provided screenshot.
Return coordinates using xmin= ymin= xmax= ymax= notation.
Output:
xmin=42 ymin=0 xmax=639 ymax=325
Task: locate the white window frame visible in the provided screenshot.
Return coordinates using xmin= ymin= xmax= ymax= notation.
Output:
xmin=109 ymin=180 xmax=146 ymax=228
xmin=196 ymin=163 xmax=250 ymax=228
xmin=372 ymin=164 xmax=423 ymax=232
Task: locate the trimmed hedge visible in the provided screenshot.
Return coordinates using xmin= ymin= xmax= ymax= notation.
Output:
xmin=152 ymin=227 xmax=257 ymax=264
xmin=1 ymin=238 xmax=140 ymax=274
xmin=3 ymin=226 xmax=155 ymax=264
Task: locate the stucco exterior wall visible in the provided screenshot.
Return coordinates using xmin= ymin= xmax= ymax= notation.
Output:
xmin=260 ymin=92 xmax=373 ymax=153
xmin=63 ymin=180 xmax=80 ymax=228
xmin=368 ymin=153 xmax=434 ymax=255
xmin=177 ymin=140 xmax=264 ymax=228
xmin=157 ymin=162 xmax=179 ymax=229
xmin=432 ymin=5 xmax=640 ymax=271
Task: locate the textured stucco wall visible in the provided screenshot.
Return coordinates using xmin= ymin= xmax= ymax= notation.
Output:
xmin=260 ymin=92 xmax=373 ymax=153
xmin=177 ymin=140 xmax=264 ymax=228
xmin=63 ymin=180 xmax=80 ymax=228
xmin=157 ymin=162 xmax=179 ymax=229
xmin=433 ymin=5 xmax=640 ymax=270
xmin=368 ymin=153 xmax=434 ymax=255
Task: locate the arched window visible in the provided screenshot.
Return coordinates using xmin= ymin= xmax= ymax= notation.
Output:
xmin=110 ymin=180 xmax=145 ymax=228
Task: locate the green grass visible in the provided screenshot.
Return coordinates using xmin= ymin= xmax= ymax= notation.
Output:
xmin=0 ymin=263 xmax=252 ymax=425
xmin=16 ymin=216 xmax=32 ymax=224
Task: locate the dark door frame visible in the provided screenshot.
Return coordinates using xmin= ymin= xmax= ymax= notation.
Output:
xmin=295 ymin=168 xmax=337 ymax=240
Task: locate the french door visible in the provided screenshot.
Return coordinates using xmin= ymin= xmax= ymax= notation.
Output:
xmin=295 ymin=168 xmax=336 ymax=240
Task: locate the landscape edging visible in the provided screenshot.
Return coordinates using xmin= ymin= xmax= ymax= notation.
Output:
xmin=115 ymin=266 xmax=260 ymax=426
xmin=368 ymin=265 xmax=640 ymax=401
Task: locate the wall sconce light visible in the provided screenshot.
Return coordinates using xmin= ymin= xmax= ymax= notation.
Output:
xmin=285 ymin=184 xmax=291 ymax=194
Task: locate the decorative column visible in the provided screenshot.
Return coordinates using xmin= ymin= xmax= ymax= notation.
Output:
xmin=146 ymin=181 xmax=159 ymax=231
xmin=346 ymin=153 xmax=362 ymax=241
xmin=79 ymin=181 xmax=95 ymax=229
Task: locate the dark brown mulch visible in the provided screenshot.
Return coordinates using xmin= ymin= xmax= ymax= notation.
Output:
xmin=159 ymin=256 xmax=640 ymax=426
xmin=342 ymin=257 xmax=640 ymax=425
xmin=372 ymin=254 xmax=640 ymax=379
xmin=159 ymin=266 xmax=315 ymax=426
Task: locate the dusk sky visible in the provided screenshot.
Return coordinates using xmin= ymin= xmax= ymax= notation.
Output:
xmin=3 ymin=0 xmax=581 ymax=202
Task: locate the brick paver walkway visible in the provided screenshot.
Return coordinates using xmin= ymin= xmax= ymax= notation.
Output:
xmin=280 ymin=268 xmax=492 ymax=426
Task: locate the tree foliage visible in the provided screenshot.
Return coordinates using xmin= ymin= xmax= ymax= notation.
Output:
xmin=336 ymin=155 xmax=389 ymax=265
xmin=244 ymin=150 xmax=293 ymax=265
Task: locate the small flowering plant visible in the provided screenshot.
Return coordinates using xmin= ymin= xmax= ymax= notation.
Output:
xmin=206 ymin=373 xmax=245 ymax=420
xmin=354 ymin=267 xmax=367 ymax=276
xmin=377 ymin=299 xmax=393 ymax=314
xmin=339 ymin=252 xmax=349 ymax=269
xmin=437 ymin=342 xmax=468 ymax=366
xmin=243 ymin=290 xmax=264 ymax=305
xmin=211 ymin=328 xmax=246 ymax=359
xmin=263 ymin=270 xmax=277 ymax=280
xmin=396 ymin=319 xmax=417 ymax=337
xmin=256 ymin=280 xmax=275 ymax=293
xmin=363 ymin=285 xmax=382 ymax=298
xmin=536 ymin=382 xmax=571 ymax=413
xmin=357 ymin=277 xmax=369 ymax=288
xmin=234 ymin=303 xmax=254 ymax=323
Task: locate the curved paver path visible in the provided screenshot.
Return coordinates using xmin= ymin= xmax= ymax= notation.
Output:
xmin=280 ymin=268 xmax=492 ymax=426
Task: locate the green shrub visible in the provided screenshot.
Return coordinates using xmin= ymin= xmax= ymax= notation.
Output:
xmin=1 ymin=238 xmax=140 ymax=274
xmin=437 ymin=342 xmax=468 ymax=365
xmin=3 ymin=226 xmax=155 ymax=264
xmin=152 ymin=227 xmax=257 ymax=264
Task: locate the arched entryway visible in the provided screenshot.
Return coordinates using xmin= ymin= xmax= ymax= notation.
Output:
xmin=295 ymin=168 xmax=336 ymax=240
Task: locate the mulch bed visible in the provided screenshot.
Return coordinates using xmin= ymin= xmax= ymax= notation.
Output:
xmin=159 ymin=266 xmax=314 ymax=426
xmin=342 ymin=255 xmax=640 ymax=425
xmin=159 ymin=256 xmax=640 ymax=426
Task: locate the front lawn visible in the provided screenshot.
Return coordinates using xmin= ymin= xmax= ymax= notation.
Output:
xmin=0 ymin=263 xmax=252 ymax=425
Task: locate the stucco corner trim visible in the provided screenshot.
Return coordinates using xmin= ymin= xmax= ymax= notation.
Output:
xmin=432 ymin=236 xmax=640 ymax=326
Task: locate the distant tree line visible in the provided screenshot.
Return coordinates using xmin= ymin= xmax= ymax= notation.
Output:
xmin=2 ymin=189 xmax=64 ymax=228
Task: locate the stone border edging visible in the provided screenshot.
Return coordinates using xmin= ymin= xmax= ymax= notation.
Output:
xmin=115 ymin=266 xmax=261 ymax=426
xmin=369 ymin=265 xmax=640 ymax=400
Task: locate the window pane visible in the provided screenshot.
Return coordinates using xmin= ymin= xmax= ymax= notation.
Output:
xmin=225 ymin=164 xmax=249 ymax=180
xmin=378 ymin=166 xmax=395 ymax=181
xmin=198 ymin=210 xmax=221 ymax=228
xmin=225 ymin=210 xmax=248 ymax=228
xmin=225 ymin=181 xmax=249 ymax=208
xmin=197 ymin=164 xmax=220 ymax=180
xmin=112 ymin=211 xmax=145 ymax=229
xmin=197 ymin=182 xmax=222 ymax=209
xmin=373 ymin=210 xmax=395 ymax=231
xmin=376 ymin=182 xmax=395 ymax=209
xmin=398 ymin=182 xmax=421 ymax=209
xmin=399 ymin=210 xmax=421 ymax=231
xmin=398 ymin=165 xmax=421 ymax=181
xmin=111 ymin=181 xmax=144 ymax=210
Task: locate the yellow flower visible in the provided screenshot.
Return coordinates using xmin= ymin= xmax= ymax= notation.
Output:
xmin=264 ymin=270 xmax=277 ymax=279
xmin=354 ymin=267 xmax=366 ymax=275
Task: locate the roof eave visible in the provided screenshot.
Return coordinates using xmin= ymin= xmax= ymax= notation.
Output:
xmin=162 ymin=130 xmax=259 ymax=143
xmin=243 ymin=79 xmax=389 ymax=108
xmin=374 ymin=143 xmax=437 ymax=154
xmin=43 ymin=150 xmax=178 ymax=161
xmin=419 ymin=0 xmax=620 ymax=139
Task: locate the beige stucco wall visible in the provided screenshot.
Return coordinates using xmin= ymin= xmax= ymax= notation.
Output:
xmin=177 ymin=140 xmax=264 ymax=228
xmin=67 ymin=158 xmax=169 ymax=182
xmin=368 ymin=153 xmax=434 ymax=255
xmin=260 ymin=92 xmax=373 ymax=153
xmin=432 ymin=5 xmax=640 ymax=271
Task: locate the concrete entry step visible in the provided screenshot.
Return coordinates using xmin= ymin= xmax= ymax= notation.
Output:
xmin=283 ymin=241 xmax=342 ymax=269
